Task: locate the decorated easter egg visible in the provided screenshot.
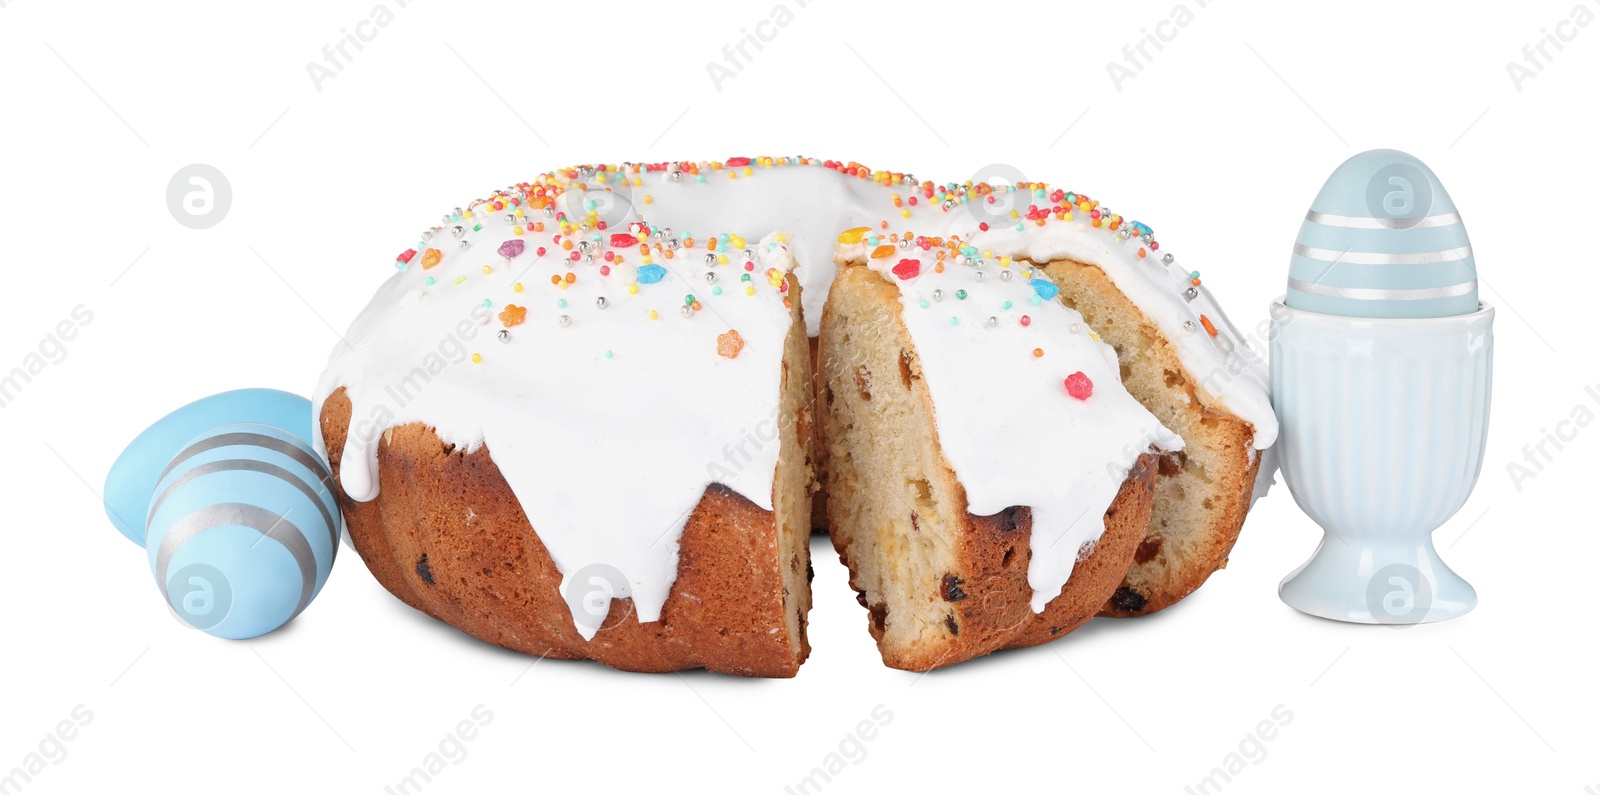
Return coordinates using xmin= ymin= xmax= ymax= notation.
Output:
xmin=145 ymin=422 xmax=340 ymax=639
xmin=1287 ymin=149 xmax=1476 ymax=318
xmin=105 ymin=389 xmax=317 ymax=546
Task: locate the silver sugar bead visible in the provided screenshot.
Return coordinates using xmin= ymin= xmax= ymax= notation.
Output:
xmin=451 ymin=225 xmax=466 ymax=238
xmin=595 ymin=296 xmax=609 ymax=309
xmin=1000 ymin=270 xmax=1013 ymax=281
xmin=1161 ymin=253 xmax=1175 ymax=266
xmin=504 ymin=214 xmax=516 ymax=224
xmin=558 ymin=314 xmax=572 ymax=327
xmin=974 ymin=271 xmax=985 ymax=282
xmin=666 ymin=239 xmax=680 ymax=250
xmin=932 ymin=289 xmax=944 ymax=301
xmin=1184 ymin=287 xmax=1198 ymax=302
xmin=1183 ymin=320 xmax=1197 ymax=333
xmin=742 ymin=249 xmax=754 ymax=260
xmin=704 ymin=272 xmax=717 ymax=283
xmin=584 ymin=254 xmax=596 ymax=264
xmin=497 ymin=329 xmax=510 ymax=343
xmin=680 ymin=305 xmax=693 ymax=318
xmin=704 ymin=253 xmax=717 ymax=264
xmin=421 ymin=229 xmax=435 ymax=241
xmin=670 ymin=170 xmax=683 ymax=181
xmin=986 ymin=316 xmax=998 ymax=327
xmin=458 ymin=240 xmax=471 ymax=251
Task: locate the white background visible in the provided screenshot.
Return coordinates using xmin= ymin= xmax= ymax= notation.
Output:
xmin=2 ymin=0 xmax=1595 ymax=792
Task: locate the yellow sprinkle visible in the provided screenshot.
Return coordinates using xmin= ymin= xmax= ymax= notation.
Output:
xmin=743 ymin=167 xmax=753 ymax=176
xmin=837 ymin=226 xmax=871 ymax=245
xmin=513 ymin=226 xmax=524 ymax=236
xmin=901 ymin=209 xmax=911 ymax=219
xmin=628 ymin=284 xmax=639 ymax=295
xmin=648 ymin=309 xmax=658 ymax=320
xmin=632 ymin=177 xmax=642 ymax=187
xmin=642 ymin=256 xmax=653 ymax=265
xmin=512 ymin=282 xmax=523 ymax=292
xmin=717 ymin=253 xmax=729 ymax=265
xmin=999 ymin=256 xmax=1011 ymax=268
xmin=644 ymin=194 xmax=653 ymax=204
xmin=745 ymin=285 xmax=756 ymax=296
xmin=514 ymin=208 xmax=524 ymax=218
xmin=454 ymin=276 xmax=467 ymax=285
xmin=481 ymin=265 xmax=493 ymax=274
xmin=471 ymin=353 xmax=482 ymax=364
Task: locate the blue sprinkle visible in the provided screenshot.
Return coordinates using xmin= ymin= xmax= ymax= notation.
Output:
xmin=1030 ymin=279 xmax=1059 ymax=301
xmin=636 ymin=264 xmax=667 ymax=284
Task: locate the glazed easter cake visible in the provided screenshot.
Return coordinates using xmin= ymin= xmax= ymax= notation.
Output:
xmin=314 ymin=157 xmax=1278 ymax=676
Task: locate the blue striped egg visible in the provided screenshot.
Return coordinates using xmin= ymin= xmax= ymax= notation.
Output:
xmin=145 ymin=422 xmax=340 ymax=639
xmin=1287 ymin=149 xmax=1476 ymax=318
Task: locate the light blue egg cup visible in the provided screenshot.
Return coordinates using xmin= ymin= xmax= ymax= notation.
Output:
xmin=1271 ymin=301 xmax=1492 ymax=623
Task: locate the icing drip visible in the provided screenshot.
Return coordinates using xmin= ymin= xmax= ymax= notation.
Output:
xmin=861 ymin=252 xmax=1182 ymax=612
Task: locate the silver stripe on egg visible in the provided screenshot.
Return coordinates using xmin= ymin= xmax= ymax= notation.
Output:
xmin=1304 ymin=210 xmax=1463 ymax=230
xmin=158 ymin=432 xmax=334 ymax=492
xmin=1292 ymin=243 xmax=1473 ymax=266
xmin=147 ymin=458 xmax=338 ymax=550
xmin=156 ymin=502 xmax=318 ymax=619
xmin=1287 ymin=278 xmax=1478 ymax=301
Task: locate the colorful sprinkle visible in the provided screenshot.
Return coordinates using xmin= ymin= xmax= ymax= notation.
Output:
xmin=892 ymin=259 xmax=921 ymax=280
xmin=637 ymin=264 xmax=667 ymax=284
xmin=497 ymin=240 xmax=525 ymax=259
xmin=1064 ymin=372 xmax=1094 ymax=400
xmin=1030 ymin=279 xmax=1059 ymax=301
xmin=498 ymin=305 xmax=527 ymax=328
xmin=717 ymin=329 xmax=746 ymax=359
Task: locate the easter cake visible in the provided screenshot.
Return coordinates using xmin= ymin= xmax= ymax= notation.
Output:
xmin=313 ymin=157 xmax=1279 ymax=676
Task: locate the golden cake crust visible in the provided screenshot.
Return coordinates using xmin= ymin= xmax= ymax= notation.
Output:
xmin=320 ymin=390 xmax=809 ymax=677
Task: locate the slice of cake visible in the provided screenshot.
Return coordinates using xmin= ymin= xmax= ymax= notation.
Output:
xmin=819 ymin=236 xmax=1181 ymax=671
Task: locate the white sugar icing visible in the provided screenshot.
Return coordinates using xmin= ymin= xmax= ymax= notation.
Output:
xmin=313 ymin=222 xmax=801 ymax=639
xmin=858 ymin=254 xmax=1182 ymax=611
xmin=637 ymin=162 xmax=1275 ymax=449
xmin=313 ymin=157 xmax=1280 ymax=634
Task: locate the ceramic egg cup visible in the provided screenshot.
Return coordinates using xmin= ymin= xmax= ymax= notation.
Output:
xmin=1272 ymin=301 xmax=1492 ymax=624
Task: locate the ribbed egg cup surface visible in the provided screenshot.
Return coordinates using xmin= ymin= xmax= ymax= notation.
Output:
xmin=1271 ymin=301 xmax=1492 ymax=624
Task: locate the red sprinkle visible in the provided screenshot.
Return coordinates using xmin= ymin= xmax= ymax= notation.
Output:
xmin=1064 ymin=372 xmax=1094 ymax=400
xmin=726 ymin=157 xmax=752 ymax=167
xmin=1020 ymin=315 xmax=1031 ymax=327
xmin=891 ymin=259 xmax=921 ymax=280
xmin=610 ymin=232 xmax=638 ymax=248
xmin=397 ymin=248 xmax=417 ymax=263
